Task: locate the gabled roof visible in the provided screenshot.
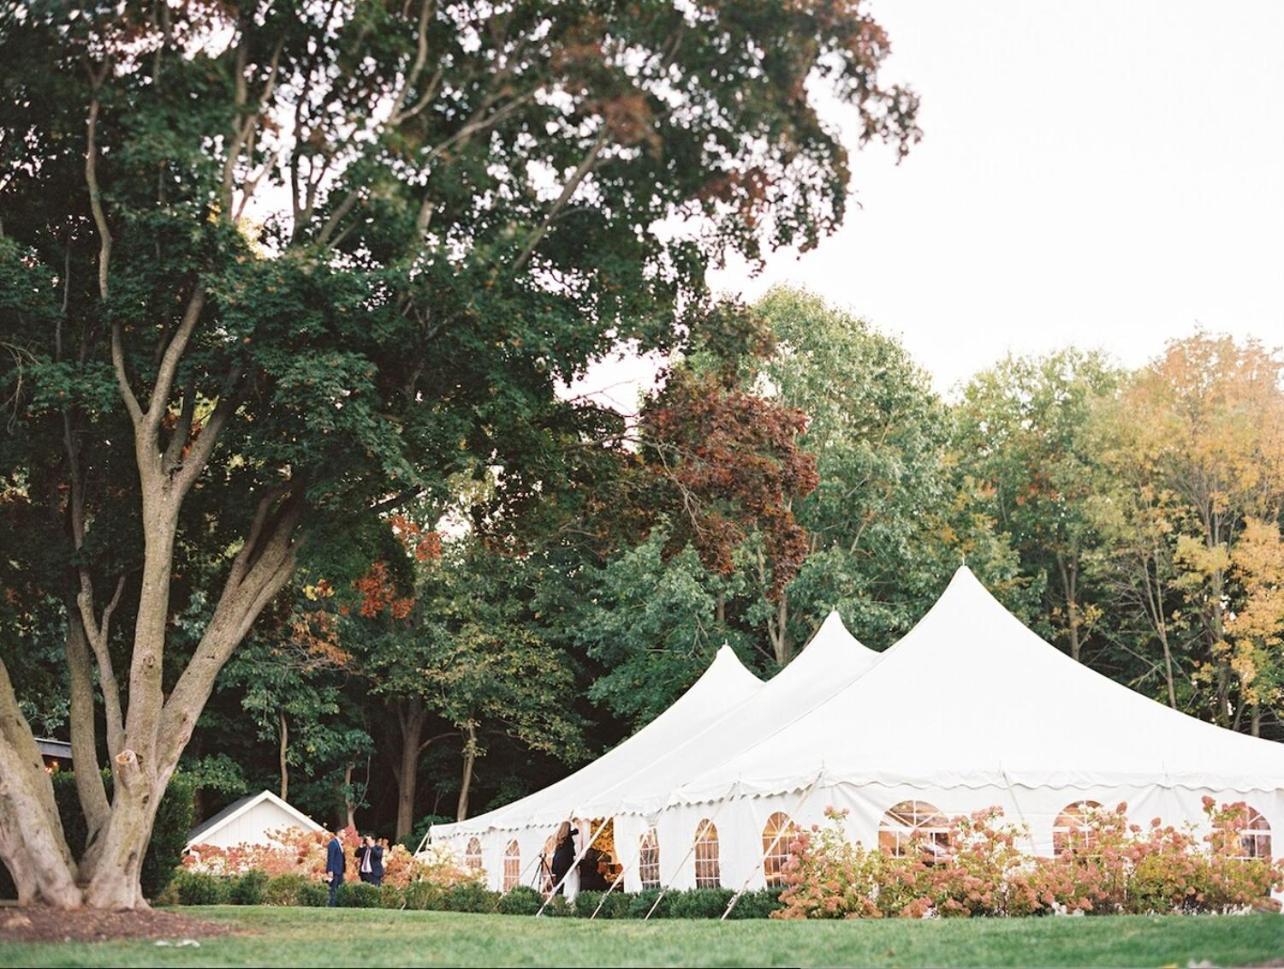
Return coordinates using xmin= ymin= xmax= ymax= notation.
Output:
xmin=36 ymin=738 xmax=72 ymax=760
xmin=186 ymin=789 xmax=325 ymax=846
xmin=675 ymin=567 xmax=1284 ymax=803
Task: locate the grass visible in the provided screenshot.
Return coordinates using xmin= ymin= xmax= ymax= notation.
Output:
xmin=2 ymin=907 xmax=1282 ymax=968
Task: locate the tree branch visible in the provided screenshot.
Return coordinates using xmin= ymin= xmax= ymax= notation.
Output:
xmin=512 ymin=126 xmax=610 ymax=273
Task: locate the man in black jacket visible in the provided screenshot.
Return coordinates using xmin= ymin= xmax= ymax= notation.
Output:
xmin=325 ymin=835 xmax=345 ymax=907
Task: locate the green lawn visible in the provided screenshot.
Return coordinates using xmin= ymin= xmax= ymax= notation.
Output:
xmin=2 ymin=907 xmax=1282 ymax=968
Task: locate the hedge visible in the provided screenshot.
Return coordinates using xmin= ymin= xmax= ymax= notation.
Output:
xmin=164 ymin=876 xmax=785 ymax=917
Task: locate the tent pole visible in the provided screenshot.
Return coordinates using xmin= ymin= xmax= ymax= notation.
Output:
xmin=720 ymin=770 xmax=824 ymax=921
xmin=999 ymin=766 xmax=1041 ymax=856
xmin=413 ymin=825 xmax=434 ymax=856
xmin=590 ymin=860 xmax=629 ymax=919
xmin=492 ymin=820 xmax=565 ymax=902
xmin=643 ymin=783 xmax=740 ymax=921
xmin=536 ymin=815 xmax=612 ymax=917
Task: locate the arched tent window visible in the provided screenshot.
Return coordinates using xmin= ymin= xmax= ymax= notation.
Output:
xmin=762 ymin=812 xmax=798 ymax=887
xmin=879 ymin=800 xmax=950 ymax=862
xmin=638 ymin=828 xmax=661 ymax=890
xmin=1052 ymin=800 xmax=1103 ymax=855
xmin=1226 ymin=804 xmax=1272 ymax=860
xmin=693 ymin=819 xmax=720 ymax=888
xmin=502 ymin=840 xmax=520 ymax=891
xmin=464 ymin=837 xmax=483 ymax=871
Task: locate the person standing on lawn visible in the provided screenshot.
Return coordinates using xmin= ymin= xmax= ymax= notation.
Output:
xmin=356 ymin=835 xmax=375 ymax=883
xmin=549 ymin=820 xmax=580 ymax=900
xmin=325 ymin=834 xmax=345 ymax=907
xmin=369 ymin=838 xmax=386 ymax=887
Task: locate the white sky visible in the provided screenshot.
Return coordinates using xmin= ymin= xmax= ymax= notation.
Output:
xmin=574 ymin=0 xmax=1284 ymax=407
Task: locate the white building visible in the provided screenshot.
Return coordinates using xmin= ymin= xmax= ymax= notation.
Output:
xmin=186 ymin=789 xmax=325 ymax=853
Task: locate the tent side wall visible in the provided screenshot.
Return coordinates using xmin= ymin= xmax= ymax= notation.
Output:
xmin=644 ymin=780 xmax=1284 ymax=894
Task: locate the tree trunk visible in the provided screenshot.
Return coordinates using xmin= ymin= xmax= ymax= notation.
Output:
xmin=278 ymin=712 xmax=289 ymax=802
xmin=1158 ymin=622 xmax=1177 ymax=710
xmin=343 ymin=762 xmax=357 ymax=831
xmin=1251 ymin=702 xmax=1261 ymax=738
xmin=0 ymin=656 xmax=83 ymax=906
xmin=456 ymin=721 xmax=477 ymax=822
xmin=395 ymin=700 xmax=426 ymax=840
xmin=65 ymin=613 xmax=110 ymax=852
xmin=1056 ymin=554 xmax=1082 ymax=662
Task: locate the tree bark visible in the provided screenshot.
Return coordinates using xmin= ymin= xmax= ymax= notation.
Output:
xmin=0 ymin=658 xmax=82 ymax=908
xmin=394 ymin=699 xmax=426 ymax=840
xmin=343 ymin=762 xmax=357 ymax=831
xmin=456 ymin=721 xmax=477 ymax=822
xmin=65 ymin=612 xmax=111 ymax=856
xmin=278 ymin=712 xmax=289 ymax=802
xmin=1056 ymin=553 xmax=1082 ymax=662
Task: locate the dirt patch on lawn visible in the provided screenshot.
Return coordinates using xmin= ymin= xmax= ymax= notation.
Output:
xmin=0 ymin=906 xmax=235 ymax=943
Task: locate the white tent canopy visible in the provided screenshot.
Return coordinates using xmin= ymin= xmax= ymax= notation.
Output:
xmin=428 ymin=642 xmax=763 ymax=843
xmin=430 ymin=611 xmax=884 ymax=890
xmin=575 ymin=610 xmax=881 ymax=821
xmin=431 ymin=571 xmax=1283 ymax=892
xmin=675 ymin=567 xmax=1284 ymax=803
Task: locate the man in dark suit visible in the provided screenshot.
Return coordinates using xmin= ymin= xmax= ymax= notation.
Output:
xmin=355 ymin=835 xmax=375 ymax=883
xmin=369 ymin=838 xmax=386 ymax=887
xmin=326 ymin=834 xmax=346 ymax=906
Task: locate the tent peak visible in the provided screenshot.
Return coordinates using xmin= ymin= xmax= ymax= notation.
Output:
xmin=704 ymin=642 xmax=763 ymax=684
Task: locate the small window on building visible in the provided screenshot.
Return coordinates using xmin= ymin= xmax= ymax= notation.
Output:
xmin=1052 ymin=800 xmax=1103 ymax=856
xmin=638 ymin=828 xmax=661 ymax=890
xmin=465 ymin=836 xmax=483 ymax=871
xmin=502 ymin=839 xmax=520 ymax=891
xmin=762 ymin=811 xmax=798 ymax=887
xmin=1228 ymin=804 xmax=1272 ymax=860
xmin=879 ymin=800 xmax=951 ymax=862
xmin=693 ymin=819 xmax=720 ymax=888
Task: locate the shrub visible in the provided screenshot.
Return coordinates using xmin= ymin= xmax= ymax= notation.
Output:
xmin=626 ymin=889 xmax=672 ymax=919
xmin=574 ymin=889 xmax=630 ymax=919
xmin=229 ymin=869 xmax=268 ymax=905
xmin=171 ymin=870 xmax=230 ymax=906
xmin=296 ymin=879 xmax=328 ymax=907
xmin=185 ymin=827 xmax=460 ymax=890
xmin=498 ymin=886 xmax=542 ymax=915
xmin=542 ymin=894 xmax=574 ymax=917
xmin=403 ymin=880 xmax=448 ymax=911
xmin=443 ymin=881 xmax=497 ymax=913
xmin=728 ymin=887 xmax=785 ymax=919
xmin=263 ymin=873 xmax=321 ymax=906
xmin=379 ymin=884 xmax=406 ymax=909
xmin=339 ymin=882 xmax=382 ymax=908
xmin=775 ymin=801 xmax=1284 ymax=920
xmin=669 ymin=888 xmax=735 ymax=919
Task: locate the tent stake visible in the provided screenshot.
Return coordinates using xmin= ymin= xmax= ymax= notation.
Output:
xmin=720 ymin=770 xmax=823 ymax=921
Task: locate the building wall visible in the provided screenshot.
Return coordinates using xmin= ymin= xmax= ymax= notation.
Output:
xmin=197 ymin=801 xmax=317 ymax=849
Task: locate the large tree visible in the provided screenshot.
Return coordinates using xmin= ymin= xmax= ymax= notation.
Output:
xmin=955 ymin=349 xmax=1120 ymax=662
xmin=0 ymin=0 xmax=918 ymax=907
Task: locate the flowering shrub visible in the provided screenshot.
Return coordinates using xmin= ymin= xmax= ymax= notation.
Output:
xmin=184 ymin=825 xmax=482 ymax=891
xmin=775 ymin=802 xmax=1284 ymax=920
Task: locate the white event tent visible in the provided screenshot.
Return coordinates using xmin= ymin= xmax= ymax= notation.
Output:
xmin=428 ymin=611 xmax=882 ymax=891
xmin=665 ymin=567 xmax=1284 ymax=887
xmin=430 ymin=569 xmax=1283 ymax=893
